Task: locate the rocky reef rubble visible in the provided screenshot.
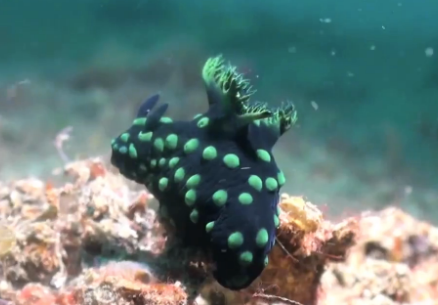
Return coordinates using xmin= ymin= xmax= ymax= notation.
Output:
xmin=0 ymin=158 xmax=437 ymax=305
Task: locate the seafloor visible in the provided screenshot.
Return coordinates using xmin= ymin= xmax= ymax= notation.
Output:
xmin=0 ymin=157 xmax=437 ymax=305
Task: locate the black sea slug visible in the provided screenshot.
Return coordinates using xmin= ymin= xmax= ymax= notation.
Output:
xmin=110 ymin=55 xmax=298 ymax=290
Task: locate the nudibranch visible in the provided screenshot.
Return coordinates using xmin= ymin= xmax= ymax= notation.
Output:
xmin=110 ymin=55 xmax=297 ymax=290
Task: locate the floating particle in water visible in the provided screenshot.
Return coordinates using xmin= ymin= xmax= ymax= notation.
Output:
xmin=288 ymin=46 xmax=297 ymax=53
xmin=311 ymin=101 xmax=319 ymax=111
xmin=370 ymin=45 xmax=376 ymax=51
xmin=425 ymin=48 xmax=434 ymax=57
xmin=404 ymin=186 xmax=413 ymax=195
xmin=319 ymin=18 xmax=332 ymax=24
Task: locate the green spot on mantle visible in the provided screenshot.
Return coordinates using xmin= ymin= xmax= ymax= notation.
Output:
xmin=186 ymin=174 xmax=201 ymax=188
xmin=197 ymin=117 xmax=210 ymax=128
xmin=185 ymin=189 xmax=196 ymax=207
xmin=159 ymin=178 xmax=168 ymax=191
xmin=154 ymin=138 xmax=164 ymax=152
xmin=133 ymin=117 xmax=147 ymax=126
xmin=256 ymin=149 xmax=271 ymax=162
xmin=202 ymin=146 xmax=217 ymax=161
xmin=159 ymin=158 xmax=167 ymax=167
xmin=238 ymin=193 xmax=253 ymax=205
xmin=256 ymin=228 xmax=269 ymax=248
xmin=165 ymin=134 xmax=178 ymax=150
xmin=228 ymin=232 xmax=244 ymax=249
xmin=248 ymin=175 xmax=262 ymax=191
xmin=138 ymin=131 xmax=153 ymax=142
xmin=212 ymin=190 xmax=227 ymax=207
xmin=169 ymin=157 xmax=179 ymax=168
xmin=128 ymin=143 xmax=137 ymax=158
xmin=184 ymin=138 xmax=199 ymax=154
xmin=274 ymin=215 xmax=280 ymax=228
xmin=205 ymin=221 xmax=215 ymax=233
xmin=120 ymin=133 xmax=130 ymax=142
xmin=239 ymin=251 xmax=253 ymax=266
xmin=223 ymin=154 xmax=240 ymax=168
xmin=265 ymin=177 xmax=278 ymax=191
xmin=160 ymin=117 xmax=173 ymax=124
xmin=277 ymin=171 xmax=286 ymax=187
xmin=174 ymin=168 xmax=185 ymax=182
xmin=190 ymin=209 xmax=199 ymax=223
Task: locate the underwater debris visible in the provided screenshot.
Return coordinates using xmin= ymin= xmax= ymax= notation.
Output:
xmin=110 ymin=54 xmax=298 ymax=290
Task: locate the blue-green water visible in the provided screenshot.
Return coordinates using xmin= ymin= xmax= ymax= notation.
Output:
xmin=0 ymin=0 xmax=437 ymax=220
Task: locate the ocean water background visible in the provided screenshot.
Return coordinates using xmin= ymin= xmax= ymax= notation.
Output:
xmin=0 ymin=0 xmax=437 ymax=221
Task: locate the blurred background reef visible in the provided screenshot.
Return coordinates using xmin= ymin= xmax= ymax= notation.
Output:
xmin=0 ymin=0 xmax=437 ymax=221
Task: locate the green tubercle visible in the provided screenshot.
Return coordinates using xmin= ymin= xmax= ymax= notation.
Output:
xmin=239 ymin=251 xmax=253 ymax=266
xmin=274 ymin=215 xmax=280 ymax=228
xmin=133 ymin=117 xmax=147 ymax=126
xmin=128 ymin=143 xmax=137 ymax=158
xmin=174 ymin=168 xmax=185 ymax=182
xmin=227 ymin=231 xmax=244 ymax=249
xmin=256 ymin=228 xmax=269 ymax=248
xmin=248 ymin=175 xmax=262 ymax=191
xmin=256 ymin=149 xmax=271 ymax=162
xmin=154 ymin=138 xmax=164 ymax=152
xmin=277 ymin=171 xmax=286 ymax=186
xmin=185 ymin=189 xmax=196 ymax=207
xmin=160 ymin=117 xmax=173 ymax=124
xmin=158 ymin=158 xmax=167 ymax=167
xmin=169 ymin=157 xmax=179 ymax=168
xmin=190 ymin=209 xmax=199 ymax=223
xmin=118 ymin=146 xmax=127 ymax=154
xmin=205 ymin=221 xmax=215 ymax=233
xmin=186 ymin=174 xmax=201 ymax=188
xmin=238 ymin=192 xmax=253 ymax=205
xmin=265 ymin=177 xmax=278 ymax=191
xmin=202 ymin=146 xmax=217 ymax=160
xmin=165 ymin=134 xmax=178 ymax=150
xmin=184 ymin=138 xmax=199 ymax=154
xmin=223 ymin=154 xmax=240 ymax=168
xmin=138 ymin=131 xmax=153 ymax=142
xmin=212 ymin=189 xmax=227 ymax=207
xmin=120 ymin=133 xmax=130 ymax=142
xmin=197 ymin=117 xmax=210 ymax=128
xmin=158 ymin=178 xmax=168 ymax=191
